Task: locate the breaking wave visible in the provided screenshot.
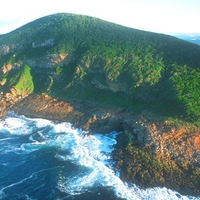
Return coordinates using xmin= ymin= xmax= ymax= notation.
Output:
xmin=0 ymin=112 xmax=199 ymax=200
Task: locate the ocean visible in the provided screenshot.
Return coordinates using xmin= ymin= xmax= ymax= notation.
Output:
xmin=0 ymin=112 xmax=199 ymax=200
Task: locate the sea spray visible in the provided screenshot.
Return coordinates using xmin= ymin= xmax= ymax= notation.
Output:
xmin=0 ymin=112 xmax=199 ymax=200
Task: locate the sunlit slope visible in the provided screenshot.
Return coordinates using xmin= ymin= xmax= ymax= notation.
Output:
xmin=1 ymin=13 xmax=200 ymax=121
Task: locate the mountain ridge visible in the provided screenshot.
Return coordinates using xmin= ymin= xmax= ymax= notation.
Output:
xmin=1 ymin=13 xmax=200 ymax=122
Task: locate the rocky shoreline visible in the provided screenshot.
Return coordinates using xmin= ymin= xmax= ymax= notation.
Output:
xmin=1 ymin=93 xmax=200 ymax=196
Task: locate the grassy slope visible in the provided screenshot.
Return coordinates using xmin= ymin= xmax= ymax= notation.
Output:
xmin=1 ymin=13 xmax=200 ymax=124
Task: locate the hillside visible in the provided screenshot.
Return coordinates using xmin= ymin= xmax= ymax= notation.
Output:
xmin=1 ymin=13 xmax=200 ymax=122
xmin=1 ymin=13 xmax=200 ymax=196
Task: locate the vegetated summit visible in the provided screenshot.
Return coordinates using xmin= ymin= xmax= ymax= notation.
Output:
xmin=1 ymin=13 xmax=200 ymax=123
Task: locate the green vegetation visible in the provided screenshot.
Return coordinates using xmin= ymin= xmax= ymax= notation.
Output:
xmin=0 ymin=65 xmax=34 ymax=95
xmin=55 ymin=66 xmax=63 ymax=75
xmin=171 ymin=65 xmax=200 ymax=120
xmin=14 ymin=65 xmax=34 ymax=95
xmin=1 ymin=13 xmax=200 ymax=124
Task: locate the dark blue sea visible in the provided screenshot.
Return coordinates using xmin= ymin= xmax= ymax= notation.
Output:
xmin=0 ymin=112 xmax=199 ymax=200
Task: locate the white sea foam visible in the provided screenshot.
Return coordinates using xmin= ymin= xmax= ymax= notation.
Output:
xmin=3 ymin=117 xmax=34 ymax=135
xmin=31 ymin=118 xmax=54 ymax=128
xmin=0 ymin=113 xmax=200 ymax=200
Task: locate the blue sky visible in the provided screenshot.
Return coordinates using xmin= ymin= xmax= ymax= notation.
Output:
xmin=0 ymin=0 xmax=200 ymax=34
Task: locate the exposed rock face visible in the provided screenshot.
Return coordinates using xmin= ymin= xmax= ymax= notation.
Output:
xmin=150 ymin=123 xmax=200 ymax=168
xmin=0 ymin=44 xmax=21 ymax=55
xmin=2 ymin=64 xmax=13 ymax=74
xmin=31 ymin=39 xmax=54 ymax=48
xmin=2 ymin=61 xmax=23 ymax=74
xmin=25 ymin=54 xmax=73 ymax=69
xmin=1 ymin=93 xmax=200 ymax=196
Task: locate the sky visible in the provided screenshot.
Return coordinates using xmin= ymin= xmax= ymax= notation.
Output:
xmin=0 ymin=0 xmax=200 ymax=35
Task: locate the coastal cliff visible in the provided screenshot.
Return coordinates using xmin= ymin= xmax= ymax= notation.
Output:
xmin=1 ymin=93 xmax=199 ymax=196
xmin=1 ymin=13 xmax=200 ymax=196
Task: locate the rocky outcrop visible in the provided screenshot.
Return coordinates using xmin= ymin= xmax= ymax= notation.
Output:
xmin=32 ymin=39 xmax=54 ymax=48
xmin=1 ymin=61 xmax=23 ymax=74
xmin=114 ymin=119 xmax=200 ymax=196
xmin=26 ymin=55 xmax=57 ymax=68
xmin=25 ymin=53 xmax=74 ymax=69
xmin=0 ymin=44 xmax=22 ymax=55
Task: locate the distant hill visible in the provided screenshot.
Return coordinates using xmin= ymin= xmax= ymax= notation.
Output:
xmin=173 ymin=33 xmax=200 ymax=45
xmin=1 ymin=13 xmax=200 ymax=123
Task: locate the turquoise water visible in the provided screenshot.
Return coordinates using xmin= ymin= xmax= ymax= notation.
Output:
xmin=0 ymin=112 xmax=199 ymax=200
